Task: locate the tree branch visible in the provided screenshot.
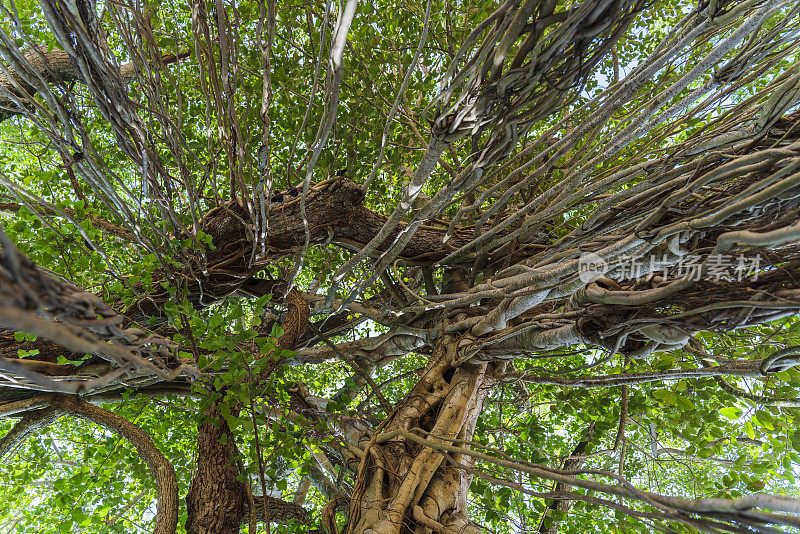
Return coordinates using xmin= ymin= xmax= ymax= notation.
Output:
xmin=0 ymin=394 xmax=178 ymax=534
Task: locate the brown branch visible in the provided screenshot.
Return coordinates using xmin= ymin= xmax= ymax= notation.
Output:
xmin=0 ymin=46 xmax=189 ymax=122
xmin=0 ymin=230 xmax=183 ymax=389
xmin=0 ymin=395 xmax=178 ymax=534
xmin=186 ymin=398 xmax=247 ymax=534
xmin=51 ymin=395 xmax=179 ymax=534
xmin=126 ymin=178 xmax=477 ymax=321
xmin=204 ymin=178 xmax=474 ymax=265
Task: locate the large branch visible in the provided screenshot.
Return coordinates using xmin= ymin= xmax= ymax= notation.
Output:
xmin=203 ymin=178 xmax=474 ymax=265
xmin=125 ymin=178 xmax=478 ymax=320
xmin=57 ymin=395 xmax=179 ymax=534
xmin=0 ymin=227 xmax=204 ymax=412
xmin=474 ymin=273 xmax=800 ymax=363
xmin=0 ymin=394 xmax=178 ymax=534
xmin=0 ymin=228 xmax=185 ymax=392
xmin=0 ymin=46 xmax=187 ymax=122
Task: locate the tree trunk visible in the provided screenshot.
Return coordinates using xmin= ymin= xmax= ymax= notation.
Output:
xmin=185 ymin=289 xmax=309 ymax=533
xmin=348 ymin=329 xmax=503 ymax=534
xmin=536 ymin=422 xmax=598 ymax=534
xmin=185 ymin=399 xmax=246 ymax=534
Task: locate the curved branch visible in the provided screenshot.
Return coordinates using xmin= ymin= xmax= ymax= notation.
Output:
xmin=0 ymin=395 xmax=178 ymax=534
xmin=0 ymin=404 xmax=60 ymax=458
xmin=0 ymin=46 xmax=188 ymax=122
xmin=51 ymin=395 xmax=179 ymax=534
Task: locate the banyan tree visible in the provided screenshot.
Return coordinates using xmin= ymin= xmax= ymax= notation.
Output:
xmin=1 ymin=0 xmax=800 ymax=532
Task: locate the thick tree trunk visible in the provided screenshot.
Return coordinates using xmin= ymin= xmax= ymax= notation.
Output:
xmin=348 ymin=329 xmax=503 ymax=534
xmin=185 ymin=399 xmax=246 ymax=534
xmin=185 ymin=290 xmax=309 ymax=533
xmin=184 ymin=394 xmax=315 ymax=532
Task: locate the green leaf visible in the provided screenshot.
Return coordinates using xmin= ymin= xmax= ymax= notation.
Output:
xmin=720 ymin=407 xmax=742 ymax=420
xmin=745 ymin=420 xmax=756 ymax=440
xmin=271 ymin=324 xmax=284 ymax=339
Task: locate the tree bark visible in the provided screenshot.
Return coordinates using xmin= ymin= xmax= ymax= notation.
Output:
xmin=186 ymin=399 xmax=247 ymax=534
xmin=185 ymin=289 xmax=310 ymax=534
xmin=0 ymin=46 xmax=187 ymax=122
xmin=123 ymin=178 xmax=476 ymax=323
xmin=348 ymin=328 xmax=504 ymax=534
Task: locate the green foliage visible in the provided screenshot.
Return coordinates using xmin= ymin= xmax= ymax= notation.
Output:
xmin=1 ymin=0 xmax=800 ymax=533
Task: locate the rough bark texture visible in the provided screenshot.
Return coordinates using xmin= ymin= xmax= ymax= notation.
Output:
xmin=0 ymin=47 xmax=187 ymax=121
xmin=204 ymin=178 xmax=474 ymax=265
xmin=186 ymin=400 xmax=247 ymax=534
xmin=185 ymin=398 xmax=316 ymax=533
xmin=185 ymin=289 xmax=311 ymax=534
xmin=348 ymin=327 xmax=504 ymax=534
xmin=122 ymin=178 xmax=475 ymax=322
